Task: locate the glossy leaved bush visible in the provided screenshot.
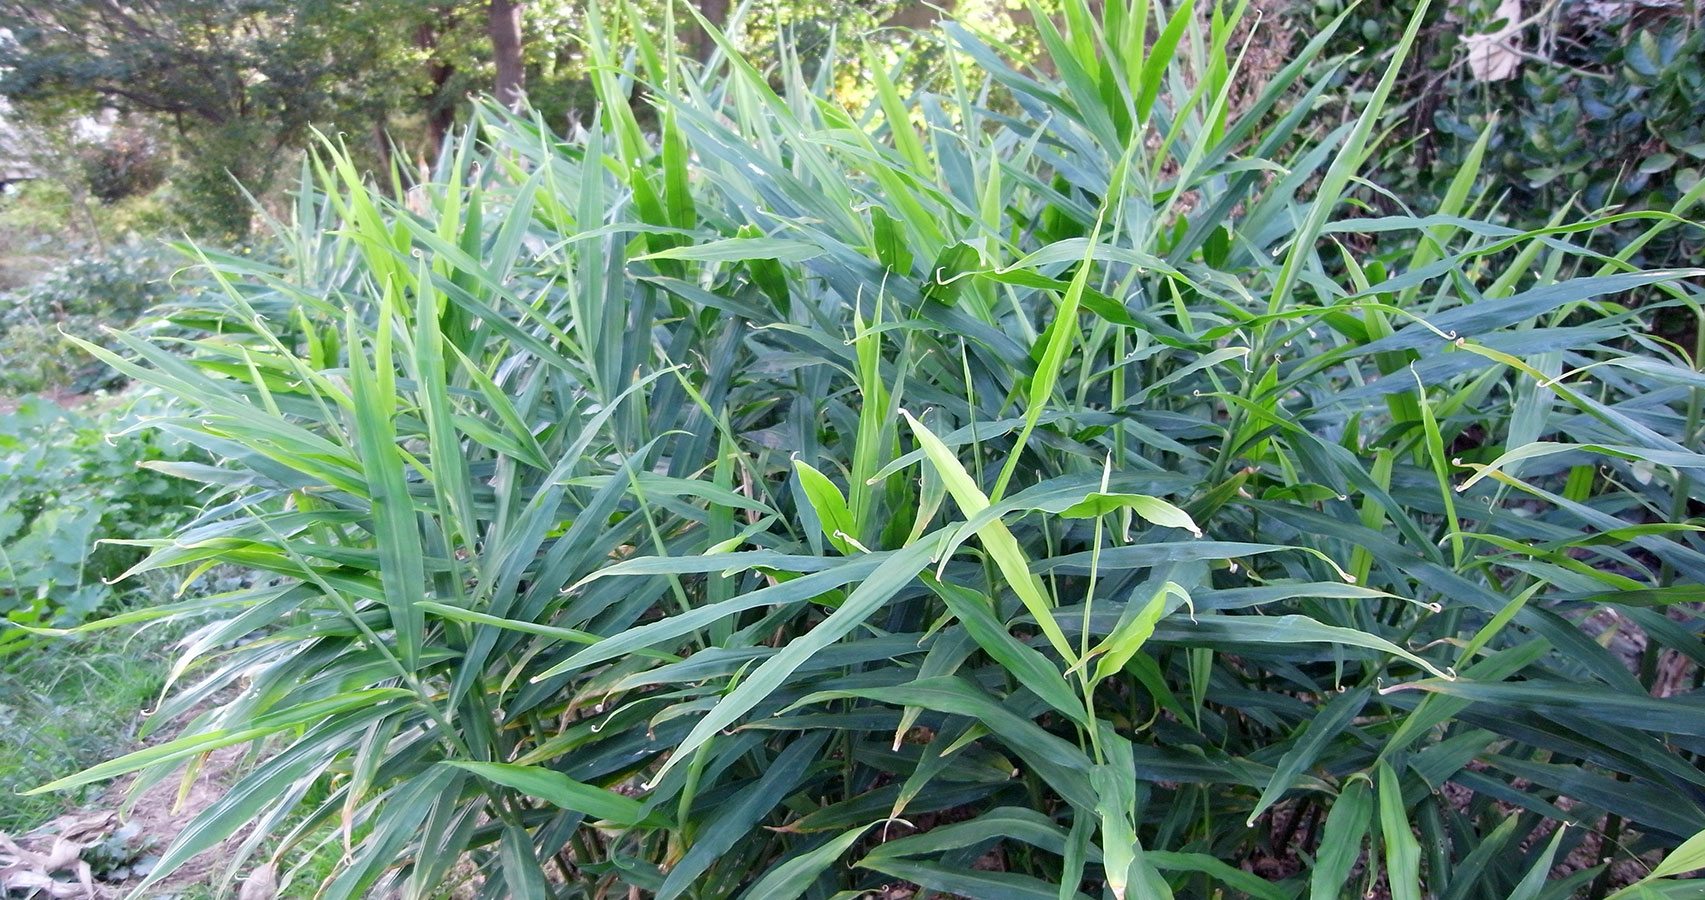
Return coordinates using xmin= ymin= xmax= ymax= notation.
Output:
xmin=38 ymin=0 xmax=1705 ymax=897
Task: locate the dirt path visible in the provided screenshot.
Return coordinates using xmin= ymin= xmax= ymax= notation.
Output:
xmin=1 ymin=735 xmax=265 ymax=898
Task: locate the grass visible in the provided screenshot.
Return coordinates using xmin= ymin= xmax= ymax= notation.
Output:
xmin=22 ymin=0 xmax=1705 ymax=897
xmin=0 ymin=622 xmax=174 ymax=833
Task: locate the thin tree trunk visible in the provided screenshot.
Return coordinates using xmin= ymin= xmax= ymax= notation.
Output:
xmin=373 ymin=117 xmax=397 ymax=193
xmin=417 ymin=16 xmax=457 ymax=152
xmin=489 ymin=0 xmax=526 ymax=112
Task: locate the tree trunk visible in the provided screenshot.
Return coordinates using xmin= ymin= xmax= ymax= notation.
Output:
xmin=417 ymin=16 xmax=457 ymax=152
xmin=882 ymin=0 xmax=955 ymax=31
xmin=489 ymin=0 xmax=526 ymax=112
xmin=690 ymin=0 xmax=730 ymax=61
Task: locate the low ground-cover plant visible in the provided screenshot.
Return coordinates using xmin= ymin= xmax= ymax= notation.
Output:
xmin=0 ymin=397 xmax=203 ymax=656
xmin=34 ymin=0 xmax=1705 ymax=897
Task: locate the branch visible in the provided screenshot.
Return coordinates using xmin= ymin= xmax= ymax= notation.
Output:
xmin=92 ymin=83 xmax=224 ymax=125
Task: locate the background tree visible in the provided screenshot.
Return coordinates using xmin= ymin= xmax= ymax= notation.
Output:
xmin=0 ymin=0 xmax=421 ymax=237
xmin=491 ymin=0 xmax=529 ymax=111
xmin=0 ymin=0 xmax=1027 ymax=237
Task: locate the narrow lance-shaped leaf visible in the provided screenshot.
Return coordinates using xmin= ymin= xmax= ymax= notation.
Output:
xmin=1310 ymin=778 xmax=1372 ymax=899
xmin=645 ymin=538 xmax=943 ymax=788
xmin=1267 ymin=0 xmax=1432 ymax=315
xmin=347 ymin=307 xmax=427 ymax=672
xmin=901 ymin=409 xmax=1076 ymax=661
xmin=793 ymin=457 xmax=858 ymax=554
xmin=1379 ymin=762 xmax=1422 ymax=900
xmin=444 ymin=762 xmax=659 ymax=827
xmin=1249 ymin=685 xmax=1373 ymax=826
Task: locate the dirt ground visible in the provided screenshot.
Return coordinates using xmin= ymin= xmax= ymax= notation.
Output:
xmin=0 ymin=744 xmax=259 ymax=899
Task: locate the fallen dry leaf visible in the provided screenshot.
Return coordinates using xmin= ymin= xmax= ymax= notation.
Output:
xmin=237 ymin=861 xmax=279 ymax=900
xmin=43 ymin=837 xmax=84 ymax=873
xmin=1463 ymin=0 xmax=1525 ymax=81
xmin=0 ymin=820 xmax=115 ymax=899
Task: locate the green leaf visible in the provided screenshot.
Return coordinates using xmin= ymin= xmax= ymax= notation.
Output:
xmin=1379 ymin=762 xmax=1422 ymax=900
xmin=1506 ymin=824 xmax=1569 ymax=900
xmin=1607 ymin=827 xmax=1705 ymax=897
xmin=793 ymin=458 xmax=858 ymax=554
xmin=740 ymin=826 xmax=874 ymax=900
xmin=444 ymin=762 xmax=658 ymax=827
xmin=1137 ymin=0 xmax=1194 ymax=123
xmin=925 ymin=575 xmax=1085 ymax=724
xmin=658 ymin=733 xmax=829 ymax=899
xmin=1249 ymin=685 xmax=1372 ymax=826
xmin=901 ymin=410 xmax=1075 ymax=661
xmin=1648 ymin=828 xmax=1705 ymax=879
xmin=30 ymin=689 xmax=413 ymax=794
xmin=792 ymin=675 xmax=1097 ymax=811
xmin=347 ymin=313 xmax=426 ymax=671
xmin=1310 ymin=779 xmax=1372 ymax=899
xmin=1087 ymin=581 xmax=1186 ymax=685
xmin=1160 ymin=614 xmax=1455 ymax=681
xmin=647 ymin=539 xmax=942 ymax=787
xmin=1057 ymin=493 xmax=1203 ymax=537
xmin=634 ymin=236 xmax=823 ymax=263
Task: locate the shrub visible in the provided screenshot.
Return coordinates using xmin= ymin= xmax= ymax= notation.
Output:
xmin=40 ymin=1 xmax=1705 ymax=897
xmin=1316 ymin=0 xmax=1705 ymax=274
xmin=0 ymin=242 xmax=194 ymax=394
xmin=78 ymin=126 xmax=171 ymax=205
